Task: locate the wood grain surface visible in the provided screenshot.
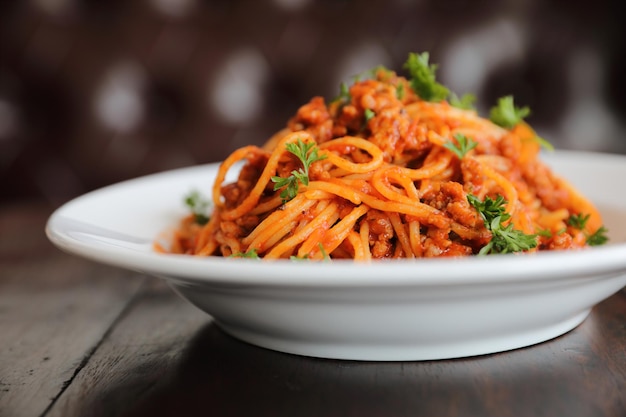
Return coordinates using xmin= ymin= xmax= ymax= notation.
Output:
xmin=1 ymin=203 xmax=624 ymax=417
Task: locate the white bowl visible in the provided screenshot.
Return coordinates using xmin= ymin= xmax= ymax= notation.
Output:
xmin=46 ymin=150 xmax=626 ymax=361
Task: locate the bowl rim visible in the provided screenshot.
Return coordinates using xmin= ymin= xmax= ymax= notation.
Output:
xmin=45 ymin=149 xmax=626 ymax=288
xmin=46 ymin=212 xmax=626 ymax=288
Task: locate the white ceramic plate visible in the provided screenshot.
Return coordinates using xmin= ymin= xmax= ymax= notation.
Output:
xmin=46 ymin=150 xmax=626 ymax=361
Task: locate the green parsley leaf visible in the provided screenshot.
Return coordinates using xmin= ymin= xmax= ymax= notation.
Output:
xmin=271 ymin=138 xmax=327 ymax=203
xmin=449 ymin=92 xmax=476 ymax=110
xmin=333 ymin=66 xmax=393 ymax=103
xmin=586 ymin=226 xmax=609 ymax=246
xmin=443 ymin=133 xmax=478 ymax=159
xmin=288 ymin=243 xmax=331 ymax=261
xmin=480 ymin=217 xmax=539 ymax=255
xmin=536 ymin=228 xmax=553 ymax=238
xmin=537 ymin=227 xmax=567 ymax=238
xmin=567 ymin=213 xmax=590 ymax=230
xmin=566 ymin=213 xmax=609 ymax=246
xmin=467 ymin=194 xmax=507 ymax=222
xmin=333 ymin=82 xmax=351 ymax=104
xmin=467 ymin=194 xmax=537 ymax=255
xmin=364 ymin=108 xmax=375 ymax=122
xmin=534 ymin=135 xmax=554 ymax=151
xmin=352 ymin=65 xmax=391 ymax=82
xmin=403 ymin=52 xmax=450 ymax=102
xmin=489 ymin=95 xmax=530 ymax=129
xmin=271 ymin=175 xmax=299 ymax=201
xmin=396 ymin=83 xmax=405 ymax=100
xmin=318 ymin=242 xmax=331 ymax=261
xmin=184 ymin=189 xmax=211 ymax=225
xmin=230 ymin=248 xmax=260 ymax=259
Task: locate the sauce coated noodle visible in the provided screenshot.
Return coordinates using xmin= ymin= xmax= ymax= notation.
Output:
xmin=157 ymin=58 xmax=605 ymax=261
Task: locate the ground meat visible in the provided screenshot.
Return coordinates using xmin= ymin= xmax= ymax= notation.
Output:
xmin=221 ymin=183 xmax=243 ymax=209
xmin=522 ymin=161 xmax=571 ymax=211
xmin=421 ymin=227 xmax=474 ymax=257
xmin=288 ymin=96 xmax=334 ymax=143
xmin=540 ymin=232 xmax=575 ymax=251
xmin=363 ymin=210 xmax=395 ymax=259
xmin=289 ymin=96 xmax=330 ymax=128
xmin=335 ymin=103 xmax=363 ymax=134
xmin=368 ymin=108 xmax=411 ymax=163
xmin=461 ymin=157 xmax=486 ymax=196
xmin=219 ymin=220 xmax=243 ymax=238
xmin=422 ymin=181 xmax=481 ymax=228
xmin=499 ymin=131 xmax=522 ymax=162
xmin=236 ymin=214 xmax=261 ymax=235
xmin=221 ymin=151 xmax=269 ymax=209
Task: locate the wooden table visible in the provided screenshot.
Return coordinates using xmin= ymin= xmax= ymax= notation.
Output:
xmin=1 ymin=202 xmax=625 ymax=417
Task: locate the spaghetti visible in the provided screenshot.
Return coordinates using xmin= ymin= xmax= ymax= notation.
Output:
xmin=159 ymin=53 xmax=607 ymax=260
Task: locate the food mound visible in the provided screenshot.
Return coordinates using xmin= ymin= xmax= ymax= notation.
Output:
xmin=160 ymin=52 xmax=608 ymax=260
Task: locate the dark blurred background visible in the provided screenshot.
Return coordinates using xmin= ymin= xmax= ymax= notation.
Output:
xmin=1 ymin=0 xmax=624 ymax=207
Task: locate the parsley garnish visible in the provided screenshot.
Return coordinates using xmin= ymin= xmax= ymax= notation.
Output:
xmin=271 ymin=175 xmax=299 ymax=202
xmin=333 ymin=65 xmax=393 ymax=104
xmin=467 ymin=194 xmax=507 ymax=222
xmin=271 ymin=138 xmax=327 ymax=202
xmin=403 ymin=52 xmax=449 ymax=102
xmin=538 ymin=227 xmax=566 ymax=238
xmin=230 ymin=248 xmax=260 ymax=259
xmin=352 ymin=65 xmax=391 ymax=82
xmin=396 ymin=83 xmax=405 ymax=100
xmin=467 ymin=194 xmax=538 ymax=255
xmin=318 ymin=242 xmax=331 ymax=261
xmin=587 ymin=226 xmax=609 ymax=246
xmin=489 ymin=95 xmax=530 ymax=129
xmin=449 ymin=92 xmax=476 ymax=110
xmin=567 ymin=213 xmax=609 ymax=246
xmin=333 ymin=82 xmax=351 ymax=104
xmin=184 ymin=190 xmax=211 ymax=225
xmin=534 ymin=135 xmax=554 ymax=151
xmin=443 ymin=133 xmax=478 ymax=159
xmin=364 ymin=108 xmax=375 ymax=122
xmin=536 ymin=228 xmax=554 ymax=238
xmin=289 ymin=243 xmax=331 ymax=261
xmin=567 ymin=213 xmax=590 ymax=230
